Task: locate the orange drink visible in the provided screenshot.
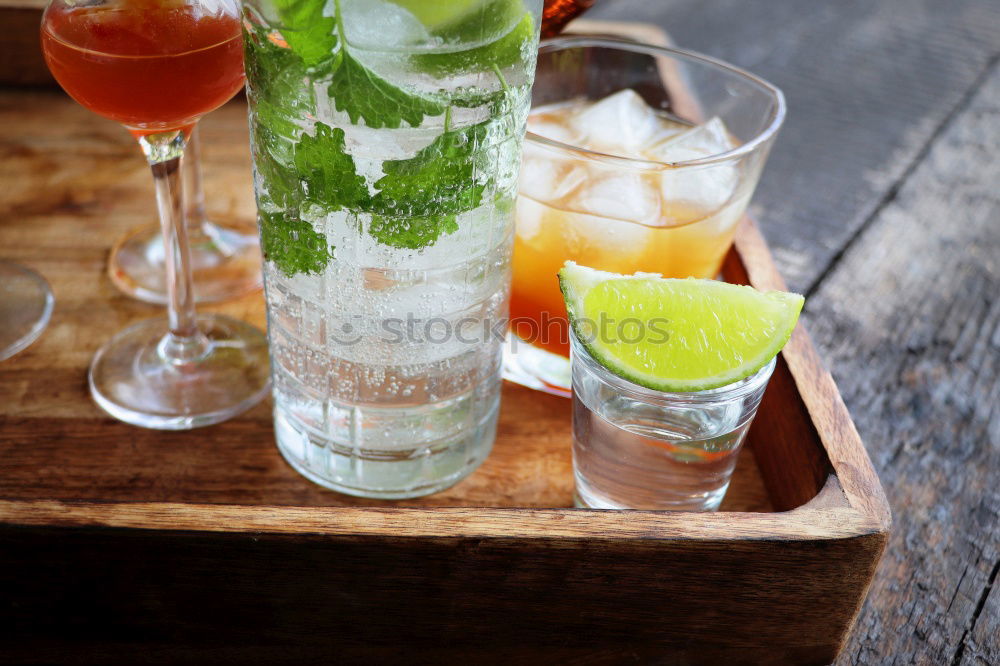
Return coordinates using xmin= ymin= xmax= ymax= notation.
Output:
xmin=511 ymin=94 xmax=750 ymax=358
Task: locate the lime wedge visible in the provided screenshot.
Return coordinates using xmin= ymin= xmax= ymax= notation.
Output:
xmin=558 ymin=262 xmax=804 ymax=392
xmin=388 ymin=0 xmax=485 ymax=30
xmin=390 ymin=0 xmax=523 ymax=41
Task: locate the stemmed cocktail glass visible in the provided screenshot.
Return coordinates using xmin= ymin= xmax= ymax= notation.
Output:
xmin=41 ymin=0 xmax=270 ymax=429
xmin=0 ymin=260 xmax=54 ymax=361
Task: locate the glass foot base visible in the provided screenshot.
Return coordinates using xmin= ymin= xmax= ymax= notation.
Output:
xmin=0 ymin=260 xmax=54 ymax=361
xmin=88 ymin=314 xmax=271 ymax=430
xmin=109 ymin=220 xmax=262 ymax=305
xmin=275 ymin=441 xmax=491 ymax=500
xmin=273 ymin=407 xmax=498 ymax=499
xmin=501 ymin=334 xmax=572 ymax=398
xmin=574 ymin=476 xmax=728 ymax=512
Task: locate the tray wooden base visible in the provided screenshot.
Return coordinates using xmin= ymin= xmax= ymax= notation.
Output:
xmin=0 ymin=20 xmax=889 ymax=665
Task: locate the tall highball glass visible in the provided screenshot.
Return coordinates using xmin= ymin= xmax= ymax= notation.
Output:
xmin=243 ymin=0 xmax=542 ymax=498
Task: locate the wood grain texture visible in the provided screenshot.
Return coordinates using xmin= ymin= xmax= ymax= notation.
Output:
xmin=0 ymin=524 xmax=885 ymax=666
xmin=591 ymin=0 xmax=1000 ymax=294
xmin=805 ymin=62 xmax=1000 ymax=666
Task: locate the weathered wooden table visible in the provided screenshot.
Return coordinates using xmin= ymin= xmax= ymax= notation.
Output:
xmin=0 ymin=0 xmax=996 ymax=663
xmin=587 ymin=0 xmax=1000 ymax=663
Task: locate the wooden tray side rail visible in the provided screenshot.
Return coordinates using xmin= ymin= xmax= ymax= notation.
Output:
xmin=724 ymin=220 xmax=891 ymax=530
xmin=0 ymin=520 xmax=882 ymax=665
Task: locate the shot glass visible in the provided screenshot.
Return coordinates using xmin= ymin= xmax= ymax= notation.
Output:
xmin=570 ymin=332 xmax=775 ymax=511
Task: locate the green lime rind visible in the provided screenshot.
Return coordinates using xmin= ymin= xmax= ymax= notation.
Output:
xmin=558 ymin=262 xmax=804 ymax=392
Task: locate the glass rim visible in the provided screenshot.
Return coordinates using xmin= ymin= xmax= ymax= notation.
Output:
xmin=570 ymin=328 xmax=777 ymax=405
xmin=527 ymin=36 xmax=787 ymax=171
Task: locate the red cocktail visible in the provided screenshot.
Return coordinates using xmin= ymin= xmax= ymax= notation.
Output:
xmin=41 ymin=0 xmax=244 ymax=135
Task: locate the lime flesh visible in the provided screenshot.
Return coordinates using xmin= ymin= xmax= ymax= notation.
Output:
xmin=388 ymin=0 xmax=486 ymax=30
xmin=558 ymin=262 xmax=804 ymax=392
xmin=389 ymin=0 xmax=524 ymax=41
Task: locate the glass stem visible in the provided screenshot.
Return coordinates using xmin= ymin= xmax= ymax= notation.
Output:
xmin=183 ymin=125 xmax=209 ymax=234
xmin=184 ymin=127 xmax=234 ymax=257
xmin=138 ymin=129 xmax=210 ymax=363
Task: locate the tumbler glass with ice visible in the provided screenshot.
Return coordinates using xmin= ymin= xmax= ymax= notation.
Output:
xmin=504 ymin=37 xmax=786 ymax=396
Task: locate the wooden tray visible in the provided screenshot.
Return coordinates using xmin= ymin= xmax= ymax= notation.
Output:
xmin=0 ymin=21 xmax=889 ymax=666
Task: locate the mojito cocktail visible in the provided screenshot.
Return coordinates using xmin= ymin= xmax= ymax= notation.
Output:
xmin=243 ymin=0 xmax=541 ymax=497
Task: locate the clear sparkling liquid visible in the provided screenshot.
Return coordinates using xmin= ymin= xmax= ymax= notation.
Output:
xmin=265 ymin=211 xmax=513 ymax=498
xmin=572 ymin=392 xmax=750 ymax=511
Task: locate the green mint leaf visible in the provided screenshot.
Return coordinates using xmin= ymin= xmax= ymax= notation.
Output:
xmin=370 ymin=121 xmax=490 ymax=218
xmin=445 ymin=86 xmax=506 ymax=110
xmin=293 ymin=122 xmax=371 ymax=211
xmin=436 ymin=82 xmax=528 ymax=120
xmin=259 ymin=209 xmax=334 ymax=277
xmin=328 ymin=50 xmax=446 ymax=129
xmin=428 ymin=0 xmax=526 ymax=45
xmin=412 ymin=11 xmax=535 ymax=77
xmin=368 ymin=214 xmax=459 ymax=250
xmin=244 ymin=25 xmax=313 ymax=209
xmin=244 ymin=23 xmax=314 ymax=124
xmin=324 ymin=0 xmax=445 ymax=129
xmin=272 ymin=0 xmax=337 ymax=70
xmin=362 ymin=121 xmax=492 ymax=249
xmin=252 ymin=96 xmax=302 ymax=149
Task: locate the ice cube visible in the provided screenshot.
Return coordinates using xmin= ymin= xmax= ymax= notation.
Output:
xmin=648 ymin=117 xmax=734 ymax=162
xmin=518 ymin=148 xmax=588 ymax=205
xmin=648 ymin=118 xmax=739 ymax=213
xmin=527 ymin=118 xmax=579 ymax=145
xmin=568 ymin=89 xmax=686 ymax=156
xmin=339 ymin=0 xmax=430 ymax=50
xmin=660 ymin=166 xmax=738 ymax=216
xmin=571 ymin=211 xmax=654 ymax=262
xmin=566 ymin=171 xmax=661 ymax=225
xmin=514 ymin=196 xmax=544 ymax=241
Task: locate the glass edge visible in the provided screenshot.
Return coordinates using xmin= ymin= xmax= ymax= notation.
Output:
xmin=570 ymin=330 xmax=777 ymax=405
xmin=529 ymin=35 xmax=787 ymax=171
